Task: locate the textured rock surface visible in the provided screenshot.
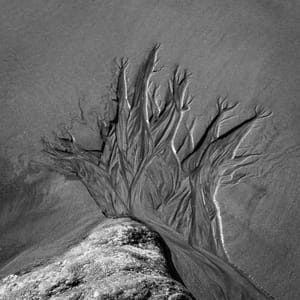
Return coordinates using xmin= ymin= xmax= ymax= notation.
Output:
xmin=0 ymin=217 xmax=194 ymax=300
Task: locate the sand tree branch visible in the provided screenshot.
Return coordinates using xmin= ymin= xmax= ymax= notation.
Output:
xmin=148 ymin=83 xmax=161 ymax=125
xmin=115 ymin=57 xmax=130 ymax=154
xmin=126 ymin=44 xmax=160 ymax=174
xmin=131 ymin=67 xmax=194 ymax=198
xmin=185 ymin=107 xmax=271 ymax=259
xmin=181 ymin=96 xmax=238 ymax=175
xmin=41 ymin=132 xmax=128 ymax=217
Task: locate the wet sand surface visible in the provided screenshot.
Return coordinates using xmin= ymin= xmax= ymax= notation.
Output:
xmin=0 ymin=1 xmax=299 ymax=299
xmin=0 ymin=167 xmax=103 ymax=277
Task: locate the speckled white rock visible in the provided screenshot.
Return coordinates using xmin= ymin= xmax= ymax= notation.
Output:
xmin=0 ymin=218 xmax=194 ymax=300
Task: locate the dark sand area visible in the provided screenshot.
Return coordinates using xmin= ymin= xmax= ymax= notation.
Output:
xmin=0 ymin=163 xmax=102 ymax=277
xmin=0 ymin=1 xmax=299 ymax=299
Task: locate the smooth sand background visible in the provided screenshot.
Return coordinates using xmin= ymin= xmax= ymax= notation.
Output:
xmin=0 ymin=1 xmax=299 ymax=299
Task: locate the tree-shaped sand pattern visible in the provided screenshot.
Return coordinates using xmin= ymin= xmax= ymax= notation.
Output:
xmin=42 ymin=45 xmax=274 ymax=300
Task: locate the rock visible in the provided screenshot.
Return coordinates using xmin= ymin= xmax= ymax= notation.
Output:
xmin=0 ymin=218 xmax=194 ymax=300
